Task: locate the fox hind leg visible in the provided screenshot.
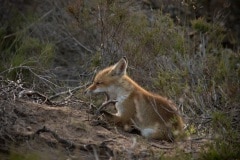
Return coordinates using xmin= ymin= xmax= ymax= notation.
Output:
xmin=141 ymin=127 xmax=174 ymax=141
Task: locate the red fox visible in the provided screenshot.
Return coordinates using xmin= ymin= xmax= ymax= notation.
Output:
xmin=85 ymin=57 xmax=184 ymax=141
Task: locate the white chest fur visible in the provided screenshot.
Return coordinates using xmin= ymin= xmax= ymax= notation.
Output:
xmin=115 ymin=94 xmax=129 ymax=116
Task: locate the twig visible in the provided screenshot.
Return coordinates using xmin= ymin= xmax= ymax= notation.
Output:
xmin=150 ymin=142 xmax=174 ymax=149
xmin=0 ymin=65 xmax=60 ymax=88
xmin=66 ymin=30 xmax=93 ymax=53
xmin=49 ymin=83 xmax=89 ymax=100
xmin=18 ymin=90 xmax=54 ymax=105
xmin=95 ymin=100 xmax=118 ymax=115
xmin=92 ymin=145 xmax=100 ymax=160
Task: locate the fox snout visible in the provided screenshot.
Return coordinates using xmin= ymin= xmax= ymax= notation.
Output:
xmin=84 ymin=85 xmax=94 ymax=95
xmin=84 ymin=83 xmax=104 ymax=95
xmin=84 ymin=89 xmax=91 ymax=95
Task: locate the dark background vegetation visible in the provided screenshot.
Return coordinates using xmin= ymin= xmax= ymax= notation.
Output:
xmin=0 ymin=0 xmax=240 ymax=159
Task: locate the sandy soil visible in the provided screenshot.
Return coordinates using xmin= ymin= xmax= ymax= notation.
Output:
xmin=0 ymin=97 xmax=207 ymax=160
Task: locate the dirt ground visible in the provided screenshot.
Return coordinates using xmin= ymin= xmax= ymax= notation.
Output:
xmin=0 ymin=96 xmax=207 ymax=160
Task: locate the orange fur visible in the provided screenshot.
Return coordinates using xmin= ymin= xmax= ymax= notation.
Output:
xmin=85 ymin=58 xmax=184 ymax=141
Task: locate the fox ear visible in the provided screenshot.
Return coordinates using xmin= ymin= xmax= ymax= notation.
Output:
xmin=111 ymin=57 xmax=128 ymax=76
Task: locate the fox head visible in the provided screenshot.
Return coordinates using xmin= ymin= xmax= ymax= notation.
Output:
xmin=84 ymin=57 xmax=128 ymax=95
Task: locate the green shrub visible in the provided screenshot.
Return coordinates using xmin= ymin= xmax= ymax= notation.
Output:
xmin=199 ymin=112 xmax=240 ymax=160
xmin=191 ymin=18 xmax=211 ymax=33
xmin=155 ymin=67 xmax=188 ymax=97
xmin=0 ymin=11 xmax=55 ymax=82
xmin=1 ymin=33 xmax=55 ymax=81
xmin=9 ymin=152 xmax=40 ymax=160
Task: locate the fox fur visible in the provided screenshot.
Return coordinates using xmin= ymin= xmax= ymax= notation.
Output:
xmin=85 ymin=57 xmax=184 ymax=141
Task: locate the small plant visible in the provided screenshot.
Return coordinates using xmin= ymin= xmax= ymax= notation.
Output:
xmin=185 ymin=124 xmax=197 ymax=137
xmin=198 ymin=111 xmax=240 ymax=160
xmin=9 ymin=151 xmax=41 ymax=160
xmin=191 ymin=18 xmax=211 ymax=33
xmin=0 ymin=12 xmax=55 ymax=84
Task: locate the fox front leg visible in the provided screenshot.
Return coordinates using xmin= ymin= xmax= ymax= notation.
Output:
xmin=99 ymin=110 xmax=136 ymax=133
xmin=99 ymin=110 xmax=123 ymax=125
xmin=95 ymin=99 xmax=118 ymax=115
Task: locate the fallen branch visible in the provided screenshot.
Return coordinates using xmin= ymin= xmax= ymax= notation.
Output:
xmin=150 ymin=142 xmax=174 ymax=149
xmin=18 ymin=90 xmax=54 ymax=105
xmin=0 ymin=66 xmax=60 ymax=88
xmin=49 ymin=84 xmax=89 ymax=100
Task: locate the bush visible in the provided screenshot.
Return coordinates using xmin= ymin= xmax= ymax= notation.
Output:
xmin=199 ymin=112 xmax=240 ymax=160
xmin=0 ymin=4 xmax=55 ymax=86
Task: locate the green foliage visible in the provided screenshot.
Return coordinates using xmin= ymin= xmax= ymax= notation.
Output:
xmin=191 ymin=18 xmax=211 ymax=33
xmin=1 ymin=33 xmax=55 ymax=81
xmin=211 ymin=112 xmax=237 ymax=139
xmin=0 ymin=0 xmax=56 ymax=85
xmin=204 ymin=49 xmax=240 ymax=102
xmin=108 ymin=3 xmax=129 ymax=27
xmin=198 ymin=111 xmax=240 ymax=160
xmin=0 ymin=12 xmax=55 ymax=81
xmin=160 ymin=152 xmax=192 ymax=160
xmin=10 ymin=37 xmax=54 ymax=67
xmin=155 ymin=67 xmax=188 ymax=97
xmin=192 ymin=18 xmax=226 ymax=49
xmin=9 ymin=152 xmax=40 ymax=160
xmin=185 ymin=124 xmax=197 ymax=137
xmin=124 ymin=12 xmax=186 ymax=56
xmin=199 ymin=140 xmax=240 ymax=160
xmin=91 ymin=51 xmax=102 ymax=68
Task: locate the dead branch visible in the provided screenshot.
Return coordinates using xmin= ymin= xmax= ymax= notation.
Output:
xmin=0 ymin=66 xmax=60 ymax=88
xmin=66 ymin=31 xmax=93 ymax=54
xmin=150 ymin=142 xmax=174 ymax=149
xmin=49 ymin=83 xmax=89 ymax=100
xmin=95 ymin=99 xmax=118 ymax=115
xmin=18 ymin=90 xmax=54 ymax=105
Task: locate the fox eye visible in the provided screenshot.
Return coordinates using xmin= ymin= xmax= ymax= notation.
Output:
xmin=95 ymin=81 xmax=102 ymax=85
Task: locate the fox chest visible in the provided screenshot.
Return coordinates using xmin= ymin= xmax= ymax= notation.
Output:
xmin=115 ymin=95 xmax=135 ymax=118
xmin=115 ymin=103 xmax=124 ymax=116
xmin=115 ymin=95 xmax=127 ymax=116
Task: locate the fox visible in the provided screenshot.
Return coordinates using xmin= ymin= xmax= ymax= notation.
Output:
xmin=85 ymin=57 xmax=184 ymax=141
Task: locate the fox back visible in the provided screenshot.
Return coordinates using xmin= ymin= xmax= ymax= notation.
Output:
xmin=85 ymin=57 xmax=184 ymax=141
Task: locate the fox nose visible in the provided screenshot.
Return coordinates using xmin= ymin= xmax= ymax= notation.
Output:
xmin=84 ymin=89 xmax=91 ymax=95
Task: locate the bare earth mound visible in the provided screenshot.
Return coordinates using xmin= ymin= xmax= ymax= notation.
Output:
xmin=0 ymin=97 xmax=207 ymax=160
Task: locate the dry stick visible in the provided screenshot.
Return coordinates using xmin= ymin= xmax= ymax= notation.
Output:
xmin=58 ymin=28 xmax=93 ymax=54
xmin=0 ymin=65 xmax=60 ymax=88
xmin=18 ymin=90 xmax=54 ymax=105
xmin=72 ymin=35 xmax=93 ymax=54
xmin=26 ymin=66 xmax=59 ymax=88
xmin=150 ymin=142 xmax=174 ymax=149
xmin=49 ymin=83 xmax=89 ymax=100
xmin=92 ymin=145 xmax=100 ymax=160
xmin=95 ymin=100 xmax=118 ymax=115
xmin=1 ymin=78 xmax=55 ymax=106
xmin=18 ymin=84 xmax=89 ymax=105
